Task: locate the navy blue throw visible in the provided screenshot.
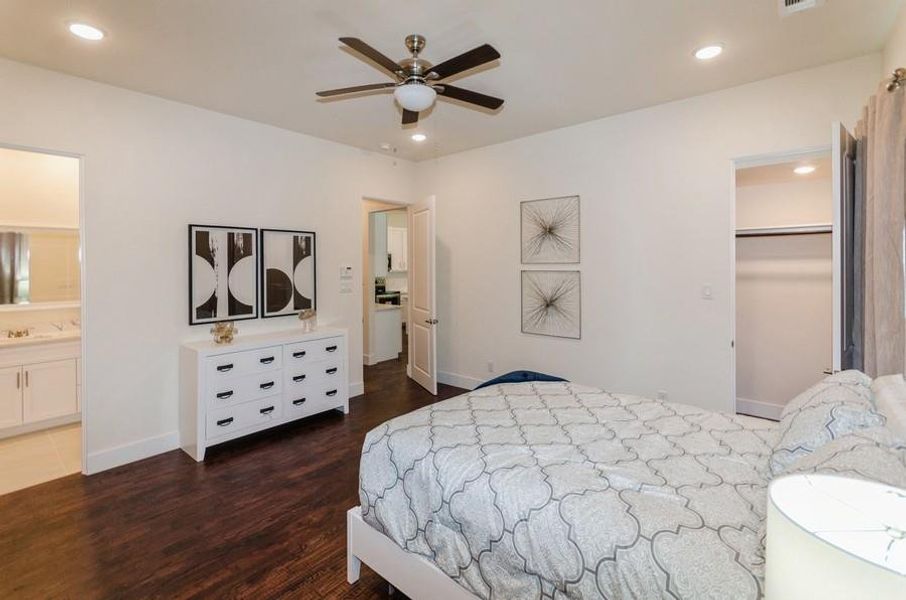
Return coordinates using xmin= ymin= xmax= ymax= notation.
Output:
xmin=475 ymin=370 xmax=567 ymax=390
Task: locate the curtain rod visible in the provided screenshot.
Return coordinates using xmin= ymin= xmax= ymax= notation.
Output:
xmin=886 ymin=68 xmax=905 ymax=92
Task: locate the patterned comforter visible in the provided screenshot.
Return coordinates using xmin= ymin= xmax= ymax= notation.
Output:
xmin=359 ymin=382 xmax=777 ymax=599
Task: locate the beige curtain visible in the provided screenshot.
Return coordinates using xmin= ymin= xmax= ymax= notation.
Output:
xmin=855 ymin=80 xmax=906 ymax=376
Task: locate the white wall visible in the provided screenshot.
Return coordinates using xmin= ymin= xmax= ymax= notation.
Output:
xmin=884 ymin=3 xmax=906 ymax=75
xmin=735 ymin=171 xmax=833 ymax=414
xmin=0 ymin=58 xmax=414 ymax=472
xmin=417 ymin=55 xmax=881 ymax=411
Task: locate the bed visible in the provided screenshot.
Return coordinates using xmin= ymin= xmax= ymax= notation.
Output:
xmin=348 ymin=376 xmax=905 ymax=599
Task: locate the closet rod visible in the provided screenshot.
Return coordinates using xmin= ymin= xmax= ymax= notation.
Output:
xmin=735 ymin=223 xmax=832 ymax=238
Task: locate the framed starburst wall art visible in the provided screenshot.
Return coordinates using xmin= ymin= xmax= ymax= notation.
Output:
xmin=520 ymin=195 xmax=580 ymax=263
xmin=521 ymin=270 xmax=581 ymax=339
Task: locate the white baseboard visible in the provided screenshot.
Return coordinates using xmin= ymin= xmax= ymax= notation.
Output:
xmin=437 ymin=371 xmax=483 ymax=391
xmin=85 ymin=430 xmax=179 ymax=475
xmin=736 ymin=397 xmax=782 ymax=421
xmin=350 ymin=381 xmax=364 ymax=398
xmin=0 ymin=412 xmax=80 ymax=441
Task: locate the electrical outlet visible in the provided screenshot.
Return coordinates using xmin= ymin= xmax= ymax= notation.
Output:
xmin=656 ymin=390 xmax=668 ymax=401
xmin=487 ymin=360 xmax=495 ymax=374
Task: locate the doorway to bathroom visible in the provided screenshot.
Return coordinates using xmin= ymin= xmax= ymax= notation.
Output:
xmin=0 ymin=145 xmax=83 ymax=495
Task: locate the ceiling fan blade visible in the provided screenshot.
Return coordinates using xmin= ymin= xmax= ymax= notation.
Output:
xmin=316 ymin=83 xmax=396 ymax=97
xmin=339 ymin=37 xmax=402 ymax=76
xmin=437 ymin=84 xmax=504 ymax=110
xmin=402 ymin=109 xmax=419 ymax=125
xmin=429 ymin=44 xmax=500 ymax=80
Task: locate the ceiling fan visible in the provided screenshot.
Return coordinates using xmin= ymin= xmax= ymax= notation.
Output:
xmin=316 ymin=34 xmax=503 ymax=125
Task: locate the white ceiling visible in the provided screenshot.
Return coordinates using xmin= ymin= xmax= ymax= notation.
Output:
xmin=737 ymin=155 xmax=832 ymax=186
xmin=0 ymin=1 xmax=899 ymax=160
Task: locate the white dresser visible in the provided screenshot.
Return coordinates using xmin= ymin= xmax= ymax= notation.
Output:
xmin=179 ymin=327 xmax=348 ymax=461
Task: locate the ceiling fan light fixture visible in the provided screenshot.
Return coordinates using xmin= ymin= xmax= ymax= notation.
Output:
xmin=394 ymin=83 xmax=436 ymax=112
xmin=411 ymin=133 xmax=427 ymax=142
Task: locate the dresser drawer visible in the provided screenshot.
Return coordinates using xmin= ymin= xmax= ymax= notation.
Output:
xmin=284 ymin=337 xmax=344 ymax=366
xmin=285 ymin=380 xmax=345 ymax=418
xmin=206 ymin=396 xmax=282 ymax=441
xmin=207 ymin=371 xmax=283 ymax=409
xmin=206 ymin=346 xmax=282 ymax=381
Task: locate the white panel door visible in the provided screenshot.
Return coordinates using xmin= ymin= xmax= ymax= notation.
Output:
xmin=409 ymin=196 xmax=437 ymax=394
xmin=832 ymin=122 xmax=856 ymax=372
xmin=0 ymin=366 xmax=23 ymax=429
xmin=23 ymin=359 xmax=78 ymax=423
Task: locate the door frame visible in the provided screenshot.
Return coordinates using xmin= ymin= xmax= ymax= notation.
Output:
xmin=0 ymin=141 xmax=88 ymax=474
xmin=728 ymin=144 xmax=831 ymax=417
xmin=360 ymin=197 xmax=412 ymax=388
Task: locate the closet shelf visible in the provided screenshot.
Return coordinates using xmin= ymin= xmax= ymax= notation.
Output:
xmin=735 ymin=223 xmax=833 ymax=238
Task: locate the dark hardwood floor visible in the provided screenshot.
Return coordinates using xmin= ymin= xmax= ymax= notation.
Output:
xmin=0 ymin=342 xmax=463 ymax=599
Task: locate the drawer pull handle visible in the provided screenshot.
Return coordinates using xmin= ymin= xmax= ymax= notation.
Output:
xmin=216 ymin=417 xmax=234 ymax=427
xmin=216 ymin=363 xmax=234 ymax=372
xmin=260 ymin=406 xmax=275 ymax=415
xmin=292 ymin=350 xmax=306 ymax=358
xmin=260 ymin=381 xmax=275 ymax=390
xmin=216 ymin=390 xmax=234 ymax=399
xmin=326 ymin=367 xmax=338 ymax=375
xmin=326 ymin=345 xmax=338 ymax=352
xmin=326 ymin=389 xmax=338 ymax=397
xmin=260 ymin=356 xmax=275 ymax=364
xmin=292 ymin=398 xmax=307 ymax=406
xmin=293 ymin=374 xmax=306 ymax=382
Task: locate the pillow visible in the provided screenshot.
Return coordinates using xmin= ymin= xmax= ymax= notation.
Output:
xmin=871 ymin=374 xmax=906 ymax=439
xmin=770 ymin=370 xmax=885 ymax=475
xmin=758 ymin=427 xmax=906 ymax=556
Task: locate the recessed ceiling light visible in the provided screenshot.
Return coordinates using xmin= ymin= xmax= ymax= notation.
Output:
xmin=68 ymin=22 xmax=105 ymax=41
xmin=794 ymin=165 xmax=816 ymax=175
xmin=411 ymin=133 xmax=427 ymax=142
xmin=694 ymin=45 xmax=723 ymax=60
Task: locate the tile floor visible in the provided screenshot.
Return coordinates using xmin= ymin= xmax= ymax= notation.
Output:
xmin=0 ymin=423 xmax=81 ymax=496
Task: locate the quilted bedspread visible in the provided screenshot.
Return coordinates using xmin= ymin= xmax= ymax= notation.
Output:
xmin=359 ymin=382 xmax=777 ymax=599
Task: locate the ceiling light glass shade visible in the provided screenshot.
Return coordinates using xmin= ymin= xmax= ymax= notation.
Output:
xmin=68 ymin=22 xmax=104 ymax=41
xmin=394 ymin=83 xmax=436 ymax=112
xmin=411 ymin=133 xmax=427 ymax=142
xmin=694 ymin=45 xmax=723 ymax=60
xmin=794 ymin=165 xmax=816 ymax=175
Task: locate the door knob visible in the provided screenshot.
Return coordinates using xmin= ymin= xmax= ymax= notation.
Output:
xmin=425 ymin=319 xmax=438 ymax=325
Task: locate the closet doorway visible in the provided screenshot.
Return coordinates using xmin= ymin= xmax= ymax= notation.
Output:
xmin=732 ymin=150 xmax=835 ymax=420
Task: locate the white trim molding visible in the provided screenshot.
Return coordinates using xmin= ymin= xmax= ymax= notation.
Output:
xmin=350 ymin=381 xmax=364 ymax=398
xmin=437 ymin=371 xmax=482 ymax=391
xmin=736 ymin=397 xmax=783 ymax=421
xmin=84 ymin=430 xmax=179 ymax=475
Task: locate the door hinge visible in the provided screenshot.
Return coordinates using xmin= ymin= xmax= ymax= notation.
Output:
xmin=425 ymin=319 xmax=439 ymax=325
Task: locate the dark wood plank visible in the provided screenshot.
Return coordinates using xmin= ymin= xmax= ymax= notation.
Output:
xmin=0 ymin=345 xmax=464 ymax=599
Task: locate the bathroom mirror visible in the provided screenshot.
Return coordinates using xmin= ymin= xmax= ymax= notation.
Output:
xmin=0 ymin=227 xmax=80 ymax=305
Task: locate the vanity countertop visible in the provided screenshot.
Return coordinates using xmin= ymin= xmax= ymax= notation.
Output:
xmin=372 ymin=303 xmax=401 ymax=312
xmin=0 ymin=331 xmax=81 ymax=348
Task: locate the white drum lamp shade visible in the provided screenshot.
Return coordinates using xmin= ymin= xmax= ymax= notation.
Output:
xmin=765 ymin=474 xmax=906 ymax=600
xmin=393 ymin=83 xmax=436 ymax=112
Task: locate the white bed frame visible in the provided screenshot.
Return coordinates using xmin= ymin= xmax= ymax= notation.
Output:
xmin=347 ymin=506 xmax=477 ymax=599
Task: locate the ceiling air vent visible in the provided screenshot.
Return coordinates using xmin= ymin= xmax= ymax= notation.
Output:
xmin=779 ymin=0 xmax=824 ymax=17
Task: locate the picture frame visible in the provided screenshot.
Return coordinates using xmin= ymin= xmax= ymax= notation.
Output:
xmin=260 ymin=228 xmax=317 ymax=318
xmin=188 ymin=224 xmax=259 ymax=325
xmin=521 ymin=270 xmax=581 ymax=339
xmin=520 ymin=195 xmax=581 ymax=264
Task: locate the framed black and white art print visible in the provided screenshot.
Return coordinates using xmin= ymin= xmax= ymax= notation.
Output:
xmin=521 ymin=270 xmax=581 ymax=339
xmin=188 ymin=224 xmax=259 ymax=325
xmin=520 ymin=195 xmax=580 ymax=264
xmin=260 ymin=229 xmax=316 ymax=318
